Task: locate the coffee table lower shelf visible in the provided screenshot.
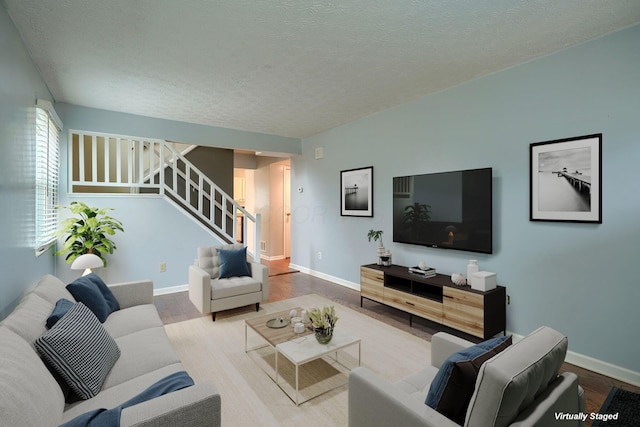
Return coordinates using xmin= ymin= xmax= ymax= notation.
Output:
xmin=245 ymin=317 xmax=360 ymax=405
xmin=275 ymin=329 xmax=361 ymax=405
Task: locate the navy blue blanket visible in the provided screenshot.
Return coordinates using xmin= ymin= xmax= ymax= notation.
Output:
xmin=60 ymin=371 xmax=194 ymax=427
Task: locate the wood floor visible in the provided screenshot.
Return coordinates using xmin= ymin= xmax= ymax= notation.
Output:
xmin=155 ymin=259 xmax=639 ymax=426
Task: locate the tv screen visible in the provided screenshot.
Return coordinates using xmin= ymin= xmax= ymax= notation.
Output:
xmin=392 ymin=168 xmax=492 ymax=254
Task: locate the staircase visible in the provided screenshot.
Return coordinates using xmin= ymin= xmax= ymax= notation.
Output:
xmin=68 ymin=130 xmax=261 ymax=259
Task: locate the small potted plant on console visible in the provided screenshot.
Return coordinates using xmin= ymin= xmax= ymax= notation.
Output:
xmin=367 ymin=229 xmax=387 ymax=265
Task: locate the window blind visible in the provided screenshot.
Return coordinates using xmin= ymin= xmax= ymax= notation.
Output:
xmin=35 ymin=102 xmax=61 ymax=253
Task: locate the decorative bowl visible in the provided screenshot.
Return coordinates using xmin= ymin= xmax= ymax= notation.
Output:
xmin=451 ymin=273 xmax=467 ymax=286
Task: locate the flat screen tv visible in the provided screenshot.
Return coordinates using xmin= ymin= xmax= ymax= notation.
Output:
xmin=392 ymin=167 xmax=492 ymax=254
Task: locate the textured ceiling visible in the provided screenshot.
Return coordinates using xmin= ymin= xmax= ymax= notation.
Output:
xmin=6 ymin=1 xmax=640 ymax=139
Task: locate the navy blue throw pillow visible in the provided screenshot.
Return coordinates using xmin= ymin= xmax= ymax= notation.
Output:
xmin=46 ymin=298 xmax=75 ymax=329
xmin=66 ymin=273 xmax=120 ymax=322
xmin=425 ymin=335 xmax=512 ymax=423
xmin=218 ymin=247 xmax=250 ymax=279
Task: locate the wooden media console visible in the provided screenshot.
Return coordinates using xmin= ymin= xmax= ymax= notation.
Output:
xmin=360 ymin=263 xmax=506 ymax=339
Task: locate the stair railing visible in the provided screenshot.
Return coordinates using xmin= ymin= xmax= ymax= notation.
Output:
xmin=68 ymin=130 xmax=261 ymax=259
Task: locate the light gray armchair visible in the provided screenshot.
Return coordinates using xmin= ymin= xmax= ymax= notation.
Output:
xmin=349 ymin=326 xmax=585 ymax=427
xmin=188 ymin=244 xmax=269 ymax=321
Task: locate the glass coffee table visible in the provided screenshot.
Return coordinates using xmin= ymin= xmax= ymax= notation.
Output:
xmin=245 ymin=307 xmax=361 ymax=405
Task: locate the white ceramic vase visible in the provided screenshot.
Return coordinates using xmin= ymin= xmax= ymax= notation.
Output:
xmin=467 ymin=260 xmax=479 ymax=283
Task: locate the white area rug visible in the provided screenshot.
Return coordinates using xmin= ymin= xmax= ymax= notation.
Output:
xmin=164 ymin=294 xmax=431 ymax=427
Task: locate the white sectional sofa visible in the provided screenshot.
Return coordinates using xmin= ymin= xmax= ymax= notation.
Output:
xmin=0 ymin=274 xmax=220 ymax=426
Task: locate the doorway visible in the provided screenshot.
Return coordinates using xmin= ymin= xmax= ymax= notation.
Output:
xmin=284 ymin=166 xmax=291 ymax=259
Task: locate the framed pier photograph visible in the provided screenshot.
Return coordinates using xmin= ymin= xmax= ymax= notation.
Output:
xmin=341 ymin=166 xmax=373 ymax=217
xmin=530 ymin=134 xmax=602 ymax=223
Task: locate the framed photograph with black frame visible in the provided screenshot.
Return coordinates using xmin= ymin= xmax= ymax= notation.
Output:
xmin=530 ymin=133 xmax=602 ymax=223
xmin=340 ymin=166 xmax=373 ymax=217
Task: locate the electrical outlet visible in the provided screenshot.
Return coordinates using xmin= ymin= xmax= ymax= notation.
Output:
xmin=159 ymin=262 xmax=166 ymax=273
xmin=317 ymin=251 xmax=322 ymax=260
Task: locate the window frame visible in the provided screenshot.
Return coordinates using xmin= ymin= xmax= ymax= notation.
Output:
xmin=35 ymin=99 xmax=62 ymax=255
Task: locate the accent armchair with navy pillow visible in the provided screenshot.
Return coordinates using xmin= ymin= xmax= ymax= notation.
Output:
xmin=188 ymin=243 xmax=269 ymax=321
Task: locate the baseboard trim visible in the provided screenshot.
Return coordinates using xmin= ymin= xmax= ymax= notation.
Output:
xmin=288 ymin=263 xmax=360 ymax=292
xmin=154 ymin=284 xmax=188 ymax=296
xmin=508 ymin=331 xmax=640 ymax=388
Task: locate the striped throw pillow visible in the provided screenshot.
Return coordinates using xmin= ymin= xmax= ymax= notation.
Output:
xmin=35 ymin=302 xmax=121 ymax=400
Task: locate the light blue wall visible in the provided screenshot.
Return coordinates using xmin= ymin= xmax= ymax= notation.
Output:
xmin=54 ymin=195 xmax=224 ymax=290
xmin=0 ymin=6 xmax=56 ymax=318
xmin=291 ymin=25 xmax=640 ymax=374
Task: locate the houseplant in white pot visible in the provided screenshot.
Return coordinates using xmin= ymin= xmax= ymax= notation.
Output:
xmin=54 ymin=201 xmax=124 ymax=266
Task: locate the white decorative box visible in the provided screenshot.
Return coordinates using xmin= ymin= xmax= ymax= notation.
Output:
xmin=470 ymin=271 xmax=497 ymax=291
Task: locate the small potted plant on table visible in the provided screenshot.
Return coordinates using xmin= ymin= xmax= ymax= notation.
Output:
xmin=308 ymin=306 xmax=339 ymax=344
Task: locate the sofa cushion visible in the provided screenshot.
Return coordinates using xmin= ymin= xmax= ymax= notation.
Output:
xmin=35 ymin=302 xmax=121 ymax=400
xmin=47 ymin=298 xmax=75 ymax=329
xmin=0 ymin=326 xmax=64 ymax=426
xmin=31 ymin=274 xmax=76 ymax=305
xmin=465 ymin=326 xmax=568 ymax=427
xmin=211 ymin=276 xmax=262 ymax=299
xmin=103 ymin=304 xmax=164 ymax=339
xmin=218 ymin=247 xmax=250 ymax=278
xmin=197 ymin=243 xmax=244 ymax=278
xmin=0 ymin=292 xmax=52 ymax=349
xmin=395 ymin=366 xmax=440 ymax=402
xmin=102 ymin=327 xmax=182 ymax=390
xmin=66 ymin=273 xmax=120 ymax=322
xmin=426 ymin=335 xmax=511 ymax=424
